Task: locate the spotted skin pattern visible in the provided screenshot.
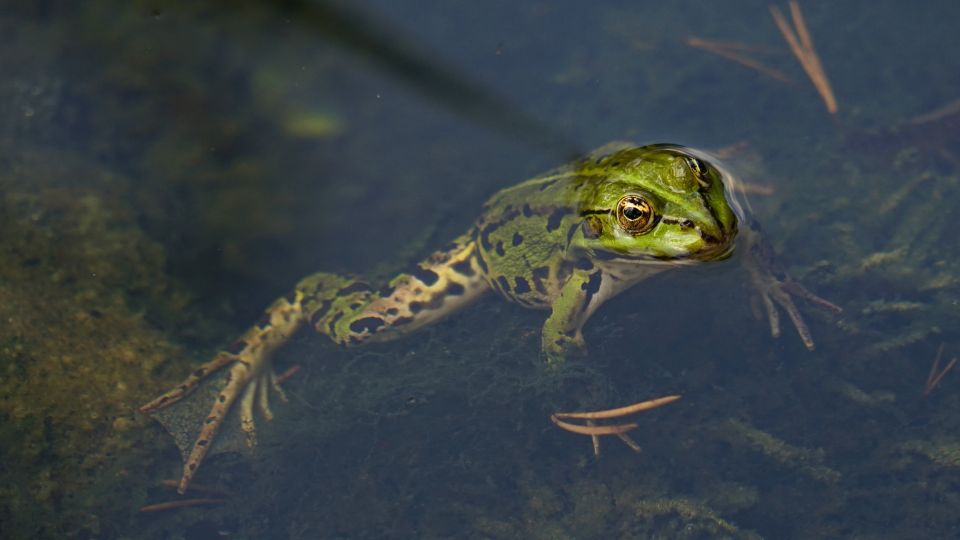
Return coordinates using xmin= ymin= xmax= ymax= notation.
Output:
xmin=141 ymin=143 xmax=838 ymax=493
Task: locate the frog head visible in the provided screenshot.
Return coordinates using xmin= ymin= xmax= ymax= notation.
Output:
xmin=572 ymin=144 xmax=740 ymax=264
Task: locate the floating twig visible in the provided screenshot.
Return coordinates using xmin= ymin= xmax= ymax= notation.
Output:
xmin=275 ymin=364 xmax=301 ymax=385
xmin=554 ymin=395 xmax=681 ymax=420
xmin=140 ymin=480 xmax=231 ymax=513
xmin=551 ymin=395 xmax=681 ymax=455
xmin=139 ymin=498 xmax=226 ymax=513
xmin=686 ymin=37 xmax=794 ymax=84
xmin=550 ymin=416 xmax=638 ymax=436
xmin=924 ymin=343 xmax=957 ymax=396
xmin=770 ymin=1 xmax=838 ymax=114
xmin=157 ymin=479 xmax=230 ymax=497
xmin=616 ymin=432 xmax=643 ymax=453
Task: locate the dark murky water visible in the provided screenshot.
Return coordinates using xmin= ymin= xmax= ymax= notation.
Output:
xmin=2 ymin=1 xmax=959 ymax=538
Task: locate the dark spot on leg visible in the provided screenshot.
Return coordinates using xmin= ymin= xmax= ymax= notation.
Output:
xmin=495 ymin=241 xmax=505 ymax=257
xmin=336 ymin=281 xmax=370 ymax=296
xmin=308 ymin=300 xmax=333 ymax=326
xmin=409 ymin=302 xmax=424 ymax=314
xmin=475 ymin=251 xmax=489 ymax=274
xmin=512 ymin=232 xmax=524 ymax=246
xmin=424 ymin=291 xmax=447 ymax=310
xmin=393 ymin=316 xmax=413 ymax=326
xmin=546 ymin=208 xmax=566 ymax=232
xmin=522 ymin=204 xmax=533 ymax=217
xmin=327 ymin=311 xmax=345 ymax=335
xmin=580 ymin=271 xmax=602 ymax=294
xmin=580 ymin=271 xmax=603 ymax=308
xmin=565 ymin=222 xmax=579 ymax=244
xmin=386 ymin=307 xmax=399 ymax=316
xmin=496 ymin=276 xmax=511 ymax=294
xmin=349 ymin=317 xmax=386 ymax=334
xmin=574 ymin=257 xmax=594 ymax=270
xmin=446 ymin=282 xmax=466 ymax=296
xmin=193 ymin=368 xmax=207 ymax=377
xmin=514 ymin=276 xmax=531 ymax=294
xmin=532 ymin=267 xmax=549 ymax=295
xmin=538 ymin=178 xmax=559 ymax=191
xmin=412 ymin=267 xmax=440 ymax=286
xmin=480 ymin=225 xmax=495 ymax=251
xmin=451 ymin=258 xmax=475 ymax=277
xmin=377 ymin=285 xmax=396 ymax=299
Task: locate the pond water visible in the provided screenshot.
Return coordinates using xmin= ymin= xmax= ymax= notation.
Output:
xmin=1 ymin=1 xmax=959 ymax=538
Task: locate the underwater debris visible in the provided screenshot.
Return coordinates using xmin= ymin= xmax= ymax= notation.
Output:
xmin=769 ymin=1 xmax=837 ymax=114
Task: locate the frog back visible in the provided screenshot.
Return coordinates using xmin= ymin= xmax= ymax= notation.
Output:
xmin=472 ymin=169 xmax=586 ymax=308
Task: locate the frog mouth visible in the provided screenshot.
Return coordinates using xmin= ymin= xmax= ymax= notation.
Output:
xmin=689 ymin=240 xmax=735 ymax=262
xmin=591 ymin=222 xmax=736 ymax=264
xmin=592 ymin=241 xmax=733 ymax=264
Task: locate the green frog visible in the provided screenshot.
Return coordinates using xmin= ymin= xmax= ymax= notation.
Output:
xmin=141 ymin=142 xmax=839 ymax=493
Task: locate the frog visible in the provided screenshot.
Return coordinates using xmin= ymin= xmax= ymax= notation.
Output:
xmin=141 ymin=142 xmax=840 ymax=493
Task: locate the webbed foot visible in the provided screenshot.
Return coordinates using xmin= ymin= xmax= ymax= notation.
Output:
xmin=743 ymin=223 xmax=841 ymax=350
xmin=141 ymin=298 xmax=304 ymax=493
xmin=140 ymin=349 xmax=289 ymax=493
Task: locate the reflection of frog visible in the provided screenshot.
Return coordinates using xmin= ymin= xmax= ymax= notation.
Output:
xmin=142 ymin=142 xmax=838 ymax=492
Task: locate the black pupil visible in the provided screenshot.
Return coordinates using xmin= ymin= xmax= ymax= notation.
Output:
xmin=624 ymin=205 xmax=643 ymax=220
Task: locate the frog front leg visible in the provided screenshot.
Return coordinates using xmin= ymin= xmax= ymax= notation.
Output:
xmin=741 ymin=220 xmax=842 ymax=350
xmin=542 ymin=268 xmax=605 ymax=365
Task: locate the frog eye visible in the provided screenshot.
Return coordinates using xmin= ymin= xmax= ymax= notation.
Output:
xmin=616 ymin=195 xmax=656 ymax=234
xmin=684 ymin=156 xmax=711 ymax=189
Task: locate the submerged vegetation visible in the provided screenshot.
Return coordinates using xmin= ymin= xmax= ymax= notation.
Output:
xmin=0 ymin=1 xmax=959 ymax=539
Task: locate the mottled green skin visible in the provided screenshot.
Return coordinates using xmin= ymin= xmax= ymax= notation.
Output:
xmin=471 ymin=143 xmax=739 ymax=359
xmin=306 ymin=143 xmax=740 ymax=362
xmin=145 ymin=143 xmax=744 ymax=491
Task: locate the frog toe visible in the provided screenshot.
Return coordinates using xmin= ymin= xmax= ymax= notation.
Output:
xmin=756 ymin=276 xmax=841 ymax=351
xmin=139 ymin=352 xmax=237 ymax=413
xmin=542 ymin=334 xmax=587 ymax=366
xmin=176 ymin=360 xmax=256 ymax=493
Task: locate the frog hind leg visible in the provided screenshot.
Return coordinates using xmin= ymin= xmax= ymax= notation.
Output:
xmin=321 ymin=236 xmax=491 ymax=345
xmin=141 ymin=236 xmax=489 ymax=493
xmin=141 ymin=272 xmax=356 ymax=492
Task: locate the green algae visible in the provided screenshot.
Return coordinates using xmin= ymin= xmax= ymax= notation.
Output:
xmin=717 ymin=419 xmax=841 ymax=483
xmin=900 ymin=438 xmax=960 ymax=469
xmin=0 ymin=150 xmax=192 ymax=538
